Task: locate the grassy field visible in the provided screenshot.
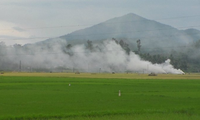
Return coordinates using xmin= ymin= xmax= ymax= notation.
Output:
xmin=0 ymin=73 xmax=200 ymax=120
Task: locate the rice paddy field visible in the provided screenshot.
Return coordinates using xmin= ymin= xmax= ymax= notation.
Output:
xmin=0 ymin=72 xmax=200 ymax=120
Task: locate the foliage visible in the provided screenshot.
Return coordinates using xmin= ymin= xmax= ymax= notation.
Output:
xmin=139 ymin=51 xmax=200 ymax=73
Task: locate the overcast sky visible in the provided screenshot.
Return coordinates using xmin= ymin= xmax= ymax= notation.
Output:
xmin=0 ymin=0 xmax=200 ymax=45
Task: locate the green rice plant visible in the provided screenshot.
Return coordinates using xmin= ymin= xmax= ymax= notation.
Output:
xmin=0 ymin=76 xmax=200 ymax=120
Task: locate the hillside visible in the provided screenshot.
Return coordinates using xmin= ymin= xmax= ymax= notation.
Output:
xmin=58 ymin=13 xmax=197 ymax=51
xmin=182 ymin=28 xmax=200 ymax=41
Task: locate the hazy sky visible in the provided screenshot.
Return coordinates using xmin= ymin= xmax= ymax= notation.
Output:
xmin=0 ymin=0 xmax=200 ymax=45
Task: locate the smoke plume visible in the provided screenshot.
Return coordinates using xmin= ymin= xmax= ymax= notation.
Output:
xmin=0 ymin=39 xmax=184 ymax=74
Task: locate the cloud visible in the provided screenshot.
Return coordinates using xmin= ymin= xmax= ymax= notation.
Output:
xmin=13 ymin=27 xmax=25 ymax=32
xmin=0 ymin=21 xmax=32 ymax=45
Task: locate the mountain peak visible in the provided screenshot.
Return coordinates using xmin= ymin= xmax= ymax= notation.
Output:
xmin=122 ymin=13 xmax=145 ymax=18
xmin=105 ymin=13 xmax=146 ymax=23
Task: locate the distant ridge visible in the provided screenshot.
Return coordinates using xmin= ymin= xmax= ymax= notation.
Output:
xmin=39 ymin=13 xmax=200 ymax=50
xmin=182 ymin=28 xmax=200 ymax=41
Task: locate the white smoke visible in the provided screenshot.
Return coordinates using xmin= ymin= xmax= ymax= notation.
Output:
xmin=0 ymin=39 xmax=184 ymax=74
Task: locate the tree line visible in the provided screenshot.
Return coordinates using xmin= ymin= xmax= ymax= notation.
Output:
xmin=138 ymin=39 xmax=200 ymax=73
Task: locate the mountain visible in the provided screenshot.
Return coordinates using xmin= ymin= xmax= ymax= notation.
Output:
xmin=5 ymin=13 xmax=200 ymax=72
xmin=58 ymin=13 xmax=197 ymax=49
xmin=33 ymin=13 xmax=200 ymax=54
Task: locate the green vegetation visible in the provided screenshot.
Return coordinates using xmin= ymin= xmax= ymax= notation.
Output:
xmin=0 ymin=74 xmax=200 ymax=120
xmin=139 ymin=40 xmax=200 ymax=73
